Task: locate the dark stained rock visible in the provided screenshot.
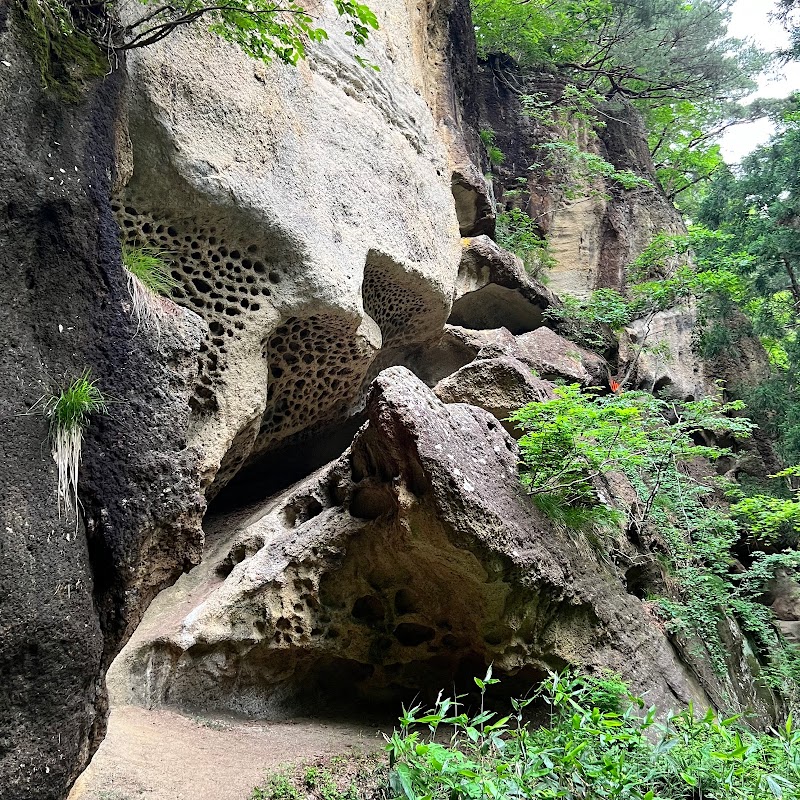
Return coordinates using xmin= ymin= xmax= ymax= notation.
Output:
xmin=0 ymin=21 xmax=204 ymax=800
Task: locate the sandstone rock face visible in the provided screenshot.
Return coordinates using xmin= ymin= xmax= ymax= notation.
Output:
xmin=0 ymin=20 xmax=204 ymax=800
xmin=623 ymin=306 xmax=707 ymax=399
xmin=475 ymin=72 xmax=685 ymax=298
xmin=515 ymin=326 xmax=607 ymax=385
xmin=770 ymin=572 xmax=800 ymax=646
xmin=109 ymin=368 xmax=714 ymax=718
xmin=114 ymin=0 xmax=463 ymax=492
xmin=449 ymin=235 xmax=555 ymax=332
xmin=623 ymin=304 xmax=771 ymax=401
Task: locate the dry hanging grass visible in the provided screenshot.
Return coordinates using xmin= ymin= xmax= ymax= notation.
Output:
xmin=122 ymin=246 xmax=178 ymax=335
xmin=40 ymin=371 xmax=108 ymax=520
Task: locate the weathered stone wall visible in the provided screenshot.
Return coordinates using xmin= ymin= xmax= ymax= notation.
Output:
xmin=107 ymin=368 xmax=717 ymax=718
xmin=0 ymin=0 xmax=785 ymax=795
xmin=475 ymin=68 xmax=685 ymax=297
xmin=0 ymin=14 xmax=204 ymax=799
xmin=113 ymin=0 xmax=465 ymax=493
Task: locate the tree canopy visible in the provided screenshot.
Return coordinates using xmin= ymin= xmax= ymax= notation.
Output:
xmin=471 ymin=0 xmax=763 ymax=103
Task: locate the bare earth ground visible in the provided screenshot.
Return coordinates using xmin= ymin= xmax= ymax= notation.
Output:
xmin=68 ymin=706 xmax=387 ymax=800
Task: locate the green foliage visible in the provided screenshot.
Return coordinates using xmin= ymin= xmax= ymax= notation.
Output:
xmin=494 ymin=208 xmax=552 ymax=277
xmin=122 ymin=247 xmax=176 ymax=296
xmin=532 ymin=140 xmax=653 ymax=201
xmin=122 ymin=246 xmax=178 ymax=333
xmin=121 ymin=0 xmax=378 ymax=64
xmin=35 ymin=370 xmax=108 ymax=519
xmin=643 ymin=99 xmax=726 ymax=206
xmin=251 ymin=757 xmax=383 ymax=800
xmin=471 ymin=0 xmax=761 ymax=104
xmin=729 ymin=467 xmax=800 ymax=547
xmin=508 ymin=385 xmax=800 ymax=687
xmin=15 ymin=0 xmax=379 ymax=99
xmin=694 ymin=106 xmax=800 ymax=460
xmin=626 ymin=459 xmax=800 ymax=690
xmin=479 ymin=129 xmax=505 ymax=167
xmin=509 ymin=384 xmax=750 ymax=532
xmin=14 ymin=0 xmax=108 ymax=102
xmin=386 ymin=669 xmax=800 ymax=800
xmin=543 ymin=288 xmax=631 ymax=348
xmin=44 ymin=370 xmax=107 ymax=434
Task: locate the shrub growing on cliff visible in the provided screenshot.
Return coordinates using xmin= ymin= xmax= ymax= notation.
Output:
xmin=15 ymin=0 xmax=379 ymax=100
xmin=509 ymin=384 xmax=752 ymax=534
xmin=494 ymin=208 xmax=553 ymax=277
xmin=38 ymin=371 xmax=108 ymax=521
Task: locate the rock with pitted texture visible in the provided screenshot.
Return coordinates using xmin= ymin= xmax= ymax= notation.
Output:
xmin=109 ymin=367 xmax=730 ymax=720
xmin=114 ymin=0 xmax=466 ymax=493
xmin=0 ymin=19 xmax=204 ymax=800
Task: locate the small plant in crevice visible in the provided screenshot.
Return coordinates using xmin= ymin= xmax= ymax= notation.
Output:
xmin=122 ymin=245 xmax=178 ymax=335
xmin=479 ymin=128 xmax=505 ymax=168
xmin=35 ymin=371 xmax=108 ymax=522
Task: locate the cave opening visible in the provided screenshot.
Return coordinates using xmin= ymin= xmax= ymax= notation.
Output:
xmin=448 ymin=284 xmax=544 ymax=334
xmin=208 ymin=413 xmax=367 ymax=516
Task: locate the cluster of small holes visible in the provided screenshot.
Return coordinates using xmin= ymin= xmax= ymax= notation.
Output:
xmin=259 ymin=314 xmax=373 ymax=448
xmin=269 ymin=574 xmax=327 ymax=646
xmin=113 ymin=200 xmax=281 ymax=412
xmin=362 ymin=258 xmax=429 ymax=347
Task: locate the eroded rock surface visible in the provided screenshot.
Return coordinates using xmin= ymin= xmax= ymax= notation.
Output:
xmin=114 ymin=0 xmax=464 ymax=492
xmin=434 ymin=356 xmax=554 ymax=434
xmin=110 ymin=368 xmax=713 ymax=718
xmin=449 ymin=235 xmax=555 ymax=333
xmin=476 ymin=72 xmax=685 ymax=298
xmin=622 ymin=304 xmax=771 ymax=401
xmin=0 ymin=19 xmax=204 ymax=800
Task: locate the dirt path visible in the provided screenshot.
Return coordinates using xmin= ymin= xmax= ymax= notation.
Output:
xmin=68 ymin=705 xmax=387 ymax=800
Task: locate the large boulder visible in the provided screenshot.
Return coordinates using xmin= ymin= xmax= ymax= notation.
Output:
xmin=114 ymin=0 xmax=465 ymax=493
xmin=515 ymin=327 xmax=608 ymax=385
xmin=434 ymin=356 xmax=554 ymax=434
xmin=108 ymin=367 xmax=714 ymax=717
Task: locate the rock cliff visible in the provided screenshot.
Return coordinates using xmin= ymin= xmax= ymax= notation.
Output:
xmin=0 ymin=0 xmax=780 ymax=797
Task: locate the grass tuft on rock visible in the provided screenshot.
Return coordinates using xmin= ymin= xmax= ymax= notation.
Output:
xmin=42 ymin=370 xmax=107 ymax=519
xmin=122 ymin=246 xmax=177 ymax=334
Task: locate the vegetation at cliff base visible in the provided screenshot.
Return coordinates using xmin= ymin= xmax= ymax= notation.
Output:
xmin=384 ymin=670 xmax=800 ymax=800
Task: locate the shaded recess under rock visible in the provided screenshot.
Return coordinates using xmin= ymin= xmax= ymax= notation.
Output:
xmin=449 ymin=235 xmax=556 ymax=333
xmin=111 ymin=367 xmax=726 ymax=719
